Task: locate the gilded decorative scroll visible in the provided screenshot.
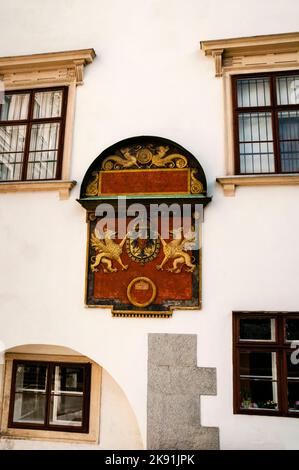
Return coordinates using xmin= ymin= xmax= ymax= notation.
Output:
xmin=190 ymin=169 xmax=204 ymax=194
xmin=101 ymin=145 xmax=188 ymax=170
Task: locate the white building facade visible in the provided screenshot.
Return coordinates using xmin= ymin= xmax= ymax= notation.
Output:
xmin=0 ymin=0 xmax=299 ymax=450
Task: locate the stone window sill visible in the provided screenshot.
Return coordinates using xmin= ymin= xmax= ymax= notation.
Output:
xmin=216 ymin=174 xmax=299 ymax=196
xmin=0 ymin=180 xmax=76 ymax=200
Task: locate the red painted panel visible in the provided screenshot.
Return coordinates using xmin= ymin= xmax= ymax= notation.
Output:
xmin=93 ymin=245 xmax=193 ymax=304
xmin=100 ymin=169 xmax=189 ymax=195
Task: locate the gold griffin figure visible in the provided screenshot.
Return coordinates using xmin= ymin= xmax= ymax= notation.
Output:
xmin=156 ymin=228 xmax=196 ymax=273
xmin=90 ymin=228 xmax=128 ymax=273
xmin=150 ymin=146 xmax=188 ymax=168
xmin=101 ymin=147 xmax=139 ymax=170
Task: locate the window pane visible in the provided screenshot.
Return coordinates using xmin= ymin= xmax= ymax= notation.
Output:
xmin=27 ymin=151 xmax=58 ymax=180
xmin=51 ymin=365 xmax=84 ymax=393
xmin=239 ymin=113 xmax=273 ymax=142
xmin=240 ymin=379 xmax=278 ymax=410
xmin=286 ymin=319 xmax=299 ymax=342
xmin=15 ymin=363 xmax=47 ymax=391
xmin=27 ymin=122 xmax=60 ymax=180
xmin=33 ymin=90 xmax=63 ymax=119
xmin=288 ymin=382 xmax=299 ymax=412
xmin=0 ymin=93 xmax=29 ymax=120
xmin=29 ymin=122 xmax=60 ymax=151
xmin=287 ymin=352 xmax=299 ymax=379
xmin=0 ymin=125 xmax=26 ymax=181
xmin=287 ymin=352 xmax=299 ymax=412
xmin=276 ymin=75 xmax=299 ymax=105
xmin=237 ymin=78 xmax=271 ymax=107
xmin=240 ymin=351 xmax=277 ymax=378
xmin=49 ymin=395 xmax=83 ymax=427
xmin=13 ymin=391 xmax=46 ymax=424
xmin=240 ymin=318 xmax=275 ymax=341
xmin=49 ymin=365 xmax=84 ymax=427
xmin=240 ymin=351 xmax=278 ymax=410
xmin=238 ymin=112 xmax=274 ymax=173
xmin=12 ymin=364 xmax=48 ymax=424
xmin=0 ymin=153 xmax=23 ymax=181
xmin=278 ymin=111 xmax=299 ymax=172
xmin=0 ymin=125 xmax=26 ymax=153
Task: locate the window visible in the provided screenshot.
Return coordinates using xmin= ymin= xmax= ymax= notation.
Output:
xmin=233 ymin=72 xmax=299 ymax=175
xmin=8 ymin=360 xmax=91 ymax=432
xmin=233 ymin=312 xmax=299 ymax=417
xmin=201 ymin=32 xmax=299 ymax=195
xmin=0 ymin=88 xmax=67 ymax=182
xmin=0 ymin=49 xmax=95 ymax=198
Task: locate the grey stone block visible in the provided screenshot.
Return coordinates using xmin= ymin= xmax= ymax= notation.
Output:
xmin=147 ymin=365 xmax=171 ymax=393
xmin=169 ymin=366 xmax=217 ymax=396
xmin=147 ymin=393 xmax=164 ymax=449
xmin=148 ymin=333 xmax=197 ymax=367
xmin=162 ymin=394 xmax=201 ymax=427
xmin=158 ymin=424 xmax=219 ymax=450
xmin=148 ymin=365 xmax=217 ymax=396
xmin=147 ymin=333 xmax=219 ymax=450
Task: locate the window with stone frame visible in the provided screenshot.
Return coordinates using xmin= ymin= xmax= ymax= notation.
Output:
xmin=8 ymin=360 xmax=91 ymax=433
xmin=0 ymin=87 xmax=67 ymax=182
xmin=232 ymin=71 xmax=299 ymax=175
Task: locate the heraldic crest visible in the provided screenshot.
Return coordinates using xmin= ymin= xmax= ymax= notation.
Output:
xmin=78 ymin=136 xmax=211 ymax=317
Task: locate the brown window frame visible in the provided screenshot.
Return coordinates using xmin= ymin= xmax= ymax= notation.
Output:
xmin=233 ymin=311 xmax=299 ymax=418
xmin=0 ymin=86 xmax=68 ymax=182
xmin=232 ymin=70 xmax=299 ymax=175
xmin=8 ymin=360 xmax=91 ymax=433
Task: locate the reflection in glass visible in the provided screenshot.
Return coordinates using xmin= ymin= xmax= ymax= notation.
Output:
xmin=240 ymin=352 xmax=278 ymax=410
xmin=27 ymin=122 xmax=60 ymax=180
xmin=238 ymin=112 xmax=274 ymax=173
xmin=15 ymin=364 xmax=47 ymax=391
xmin=49 ymin=365 xmax=84 ymax=426
xmin=12 ymin=364 xmax=47 ymax=424
xmin=240 ymin=318 xmax=275 ymax=341
xmin=287 ymin=352 xmax=299 ymax=412
xmin=33 ymin=90 xmax=63 ymax=119
xmin=49 ymin=395 xmax=83 ymax=426
xmin=0 ymin=125 xmax=26 ymax=181
xmin=0 ymin=94 xmax=29 ymax=120
xmin=13 ymin=392 xmax=46 ymax=424
xmin=286 ymin=319 xmax=299 ymax=342
xmin=237 ymin=78 xmax=270 ymax=107
xmin=278 ymin=111 xmax=299 ymax=172
xmin=276 ymin=75 xmax=299 ymax=105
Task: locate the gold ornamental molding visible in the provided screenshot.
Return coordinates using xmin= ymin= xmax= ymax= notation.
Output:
xmin=200 ymin=32 xmax=299 ymax=77
xmin=0 ymin=48 xmax=95 ymax=88
xmin=217 ymin=174 xmax=299 ymax=197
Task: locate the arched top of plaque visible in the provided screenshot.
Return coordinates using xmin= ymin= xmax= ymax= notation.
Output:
xmin=79 ymin=136 xmax=210 ymax=201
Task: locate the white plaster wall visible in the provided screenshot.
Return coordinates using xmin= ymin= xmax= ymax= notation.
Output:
xmin=0 ymin=0 xmax=299 ymax=449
